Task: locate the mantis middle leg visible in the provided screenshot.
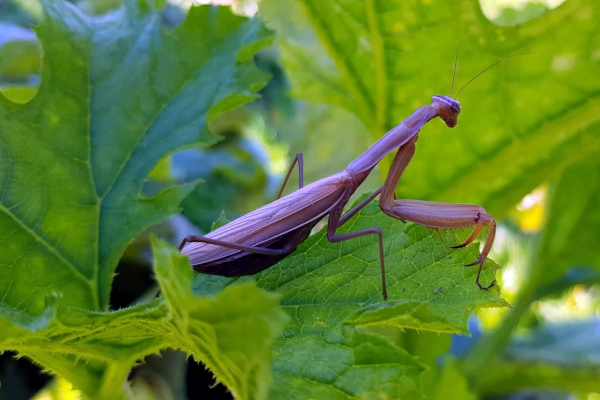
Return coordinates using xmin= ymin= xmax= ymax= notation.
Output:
xmin=327 ymin=199 xmax=388 ymax=300
xmin=379 ymin=136 xmax=497 ymax=290
xmin=277 ymin=153 xmax=304 ymax=199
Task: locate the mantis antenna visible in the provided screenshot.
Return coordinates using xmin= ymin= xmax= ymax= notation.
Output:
xmin=454 ymin=52 xmax=541 ymax=98
xmin=449 ymin=47 xmax=462 ymax=97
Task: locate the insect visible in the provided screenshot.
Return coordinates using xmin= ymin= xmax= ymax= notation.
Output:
xmin=433 ymin=287 xmax=443 ymax=294
xmin=180 ymin=53 xmax=531 ymax=300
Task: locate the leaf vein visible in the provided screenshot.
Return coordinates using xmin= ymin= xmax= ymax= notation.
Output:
xmin=0 ymin=203 xmax=92 ymax=284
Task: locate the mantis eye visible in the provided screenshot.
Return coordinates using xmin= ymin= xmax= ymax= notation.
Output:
xmin=450 ymin=106 xmax=459 ymax=114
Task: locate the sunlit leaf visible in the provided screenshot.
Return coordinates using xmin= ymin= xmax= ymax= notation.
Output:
xmin=259 ymin=0 xmax=600 ymax=218
xmin=0 ymin=0 xmax=271 ymax=312
xmin=0 ymin=1 xmax=277 ymax=397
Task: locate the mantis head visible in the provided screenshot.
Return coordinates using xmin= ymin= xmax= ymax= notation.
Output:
xmin=432 ymin=95 xmax=461 ymax=128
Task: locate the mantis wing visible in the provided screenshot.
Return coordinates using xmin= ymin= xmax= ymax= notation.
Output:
xmin=182 ymin=171 xmax=349 ymax=265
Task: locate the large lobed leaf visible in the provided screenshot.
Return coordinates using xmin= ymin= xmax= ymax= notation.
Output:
xmin=0 ymin=1 xmax=284 ymax=398
xmin=259 ymin=0 xmax=600 ymax=218
xmin=0 ymin=239 xmax=289 ymax=400
xmin=0 ymin=0 xmax=271 ymax=313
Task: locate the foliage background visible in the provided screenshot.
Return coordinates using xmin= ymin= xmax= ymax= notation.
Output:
xmin=0 ymin=0 xmax=599 ymax=399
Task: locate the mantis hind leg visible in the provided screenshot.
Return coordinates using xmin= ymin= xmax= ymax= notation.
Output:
xmin=179 ymin=235 xmax=286 ymax=255
xmin=379 ymin=200 xmax=496 ymax=290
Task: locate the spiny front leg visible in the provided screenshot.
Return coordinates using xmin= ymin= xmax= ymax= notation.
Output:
xmin=379 ymin=199 xmax=497 ymax=290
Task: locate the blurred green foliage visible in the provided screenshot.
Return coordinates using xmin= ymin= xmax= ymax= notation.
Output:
xmin=0 ymin=21 xmax=40 ymax=103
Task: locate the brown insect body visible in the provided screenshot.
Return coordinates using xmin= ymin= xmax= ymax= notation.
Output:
xmin=185 ymin=172 xmax=348 ymax=263
xmin=186 ymin=168 xmax=372 ymax=276
xmin=181 ymin=94 xmax=499 ymax=299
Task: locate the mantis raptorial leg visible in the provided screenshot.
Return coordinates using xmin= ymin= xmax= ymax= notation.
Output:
xmin=379 ymin=135 xmax=497 ymax=289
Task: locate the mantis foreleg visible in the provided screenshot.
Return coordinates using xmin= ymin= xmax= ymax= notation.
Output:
xmin=379 ymin=136 xmax=497 ymax=290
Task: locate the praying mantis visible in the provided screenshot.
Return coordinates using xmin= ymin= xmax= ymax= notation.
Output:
xmin=179 ymin=54 xmax=526 ymax=300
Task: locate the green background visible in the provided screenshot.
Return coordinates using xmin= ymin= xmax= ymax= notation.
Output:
xmin=0 ymin=0 xmax=599 ymax=399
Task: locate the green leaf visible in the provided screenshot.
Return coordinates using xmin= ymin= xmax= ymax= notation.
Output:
xmin=344 ymin=299 xmax=478 ymax=334
xmin=259 ymin=0 xmax=600 ymax=217
xmin=270 ymin=326 xmax=425 ymax=400
xmin=362 ymin=327 xmax=453 ymax=399
xmin=474 ymin=320 xmax=600 ymax=396
xmin=151 ymin=238 xmax=289 ymax=400
xmin=0 ymin=1 xmax=278 ymax=396
xmin=194 ymin=200 xmax=508 ymax=335
xmin=211 ymin=210 xmax=231 ymax=231
xmin=0 ymin=0 xmax=272 ymax=313
xmin=0 ymin=239 xmax=289 ymax=400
